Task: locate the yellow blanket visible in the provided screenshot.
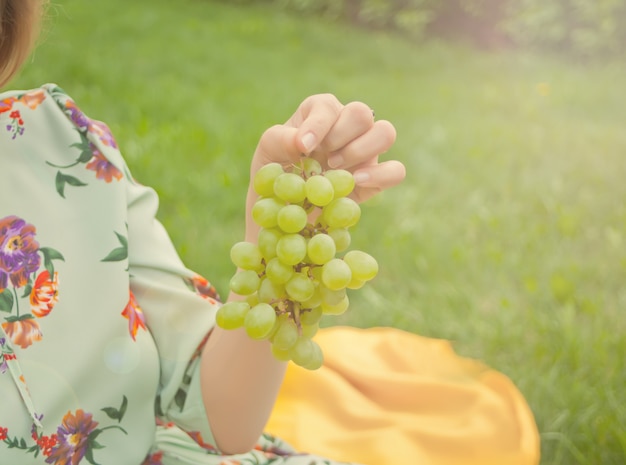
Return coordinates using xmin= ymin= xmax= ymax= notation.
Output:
xmin=267 ymin=326 xmax=540 ymax=465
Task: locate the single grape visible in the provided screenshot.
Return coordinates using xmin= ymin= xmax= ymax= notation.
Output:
xmin=347 ymin=276 xmax=366 ymax=290
xmin=319 ymin=284 xmax=346 ymax=306
xmin=272 ymin=315 xmax=299 ymax=350
xmin=321 ymin=258 xmax=352 ymax=291
xmin=305 ymin=175 xmax=334 ymax=207
xmin=265 ymin=257 xmax=294 ymax=284
xmin=277 ymin=204 xmax=308 ymax=234
xmin=321 ymin=197 xmax=361 ymax=229
xmin=258 ymin=228 xmax=282 ymax=260
xmin=303 ymin=339 xmax=324 ymax=370
xmin=252 ymin=197 xmax=285 ymax=228
xmin=246 ymin=293 xmax=259 ymax=307
xmin=300 ymin=157 xmax=323 ymax=177
xmin=327 ymin=228 xmax=351 ymax=252
xmin=258 ymin=277 xmax=286 ymax=302
xmin=215 ymin=301 xmax=250 ymax=330
xmin=290 ymin=337 xmax=323 ymax=370
xmin=285 ymin=272 xmax=315 ymax=303
xmin=230 ymin=242 xmax=263 ymax=270
xmin=274 ymin=172 xmax=307 ymax=203
xmin=244 ymin=303 xmax=277 ymax=339
xmin=301 ymin=289 xmax=323 ymax=310
xmin=301 ymin=321 xmax=319 ymax=339
xmin=324 ymin=169 xmax=355 ymax=198
xmin=321 ymin=294 xmax=349 ymax=315
xmin=343 ymin=250 xmax=378 ymax=281
xmin=289 ymin=337 xmax=315 ymax=368
xmin=299 ymin=306 xmax=323 ymax=325
xmin=229 ymin=270 xmax=261 ymax=295
xmin=253 ymin=163 xmax=284 ymax=197
xmin=276 ymin=233 xmax=307 ymax=266
xmin=271 ymin=343 xmax=292 ymax=362
xmin=306 ymin=233 xmax=336 ymax=265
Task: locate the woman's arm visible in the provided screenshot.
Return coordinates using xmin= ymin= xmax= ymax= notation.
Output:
xmin=199 ymin=94 xmax=405 ymax=454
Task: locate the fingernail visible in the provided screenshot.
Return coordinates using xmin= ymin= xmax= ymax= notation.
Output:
xmin=301 ymin=132 xmax=317 ymax=152
xmin=328 ymin=154 xmax=343 ymax=168
xmin=353 ymin=171 xmax=370 ymax=184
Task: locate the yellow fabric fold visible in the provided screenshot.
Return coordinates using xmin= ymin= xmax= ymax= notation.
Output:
xmin=267 ymin=326 xmax=540 ymax=465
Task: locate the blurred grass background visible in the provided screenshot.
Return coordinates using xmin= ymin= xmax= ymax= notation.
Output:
xmin=9 ymin=0 xmax=626 ymax=463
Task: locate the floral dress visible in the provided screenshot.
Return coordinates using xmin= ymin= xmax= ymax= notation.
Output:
xmin=0 ymin=85 xmax=354 ymax=465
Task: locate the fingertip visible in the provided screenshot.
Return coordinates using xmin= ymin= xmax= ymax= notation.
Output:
xmin=300 ymin=132 xmax=317 ymax=154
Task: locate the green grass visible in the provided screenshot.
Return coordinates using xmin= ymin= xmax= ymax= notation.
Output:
xmin=10 ymin=0 xmax=626 ymax=463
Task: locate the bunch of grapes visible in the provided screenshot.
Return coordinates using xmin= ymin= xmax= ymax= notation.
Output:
xmin=215 ymin=158 xmax=379 ymax=370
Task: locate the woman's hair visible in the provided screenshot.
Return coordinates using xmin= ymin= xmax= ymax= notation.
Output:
xmin=0 ymin=0 xmax=44 ymax=88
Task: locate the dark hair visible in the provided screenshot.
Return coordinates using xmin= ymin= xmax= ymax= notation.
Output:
xmin=0 ymin=0 xmax=43 ymax=87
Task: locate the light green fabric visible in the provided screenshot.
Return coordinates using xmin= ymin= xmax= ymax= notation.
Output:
xmin=0 ymin=85 xmax=355 ymax=465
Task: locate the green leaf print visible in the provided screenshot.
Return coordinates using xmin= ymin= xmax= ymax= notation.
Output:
xmin=0 ymin=290 xmax=13 ymax=313
xmin=55 ymin=171 xmax=88 ymax=198
xmin=39 ymin=247 xmax=65 ymax=278
xmin=101 ymin=231 xmax=128 ymax=262
xmin=100 ymin=395 xmax=128 ymax=423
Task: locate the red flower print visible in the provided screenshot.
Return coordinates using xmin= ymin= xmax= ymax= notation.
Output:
xmin=189 ymin=274 xmax=220 ymax=303
xmin=45 ymin=410 xmax=99 ymax=465
xmin=122 ymin=291 xmax=147 ymax=341
xmin=2 ymin=318 xmax=42 ymax=349
xmin=0 ymin=426 xmax=7 ymax=441
xmin=86 ymin=149 xmax=123 ymax=183
xmin=0 ymin=96 xmax=18 ymax=113
xmin=186 ymin=430 xmax=218 ymax=451
xmin=30 ymin=270 xmax=59 ymax=318
xmin=0 ymin=216 xmax=41 ymax=291
xmin=141 ymin=451 xmax=164 ymax=465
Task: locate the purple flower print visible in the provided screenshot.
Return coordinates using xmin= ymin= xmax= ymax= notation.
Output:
xmin=0 ymin=216 xmax=41 ymax=291
xmin=46 ymin=410 xmax=99 ymax=465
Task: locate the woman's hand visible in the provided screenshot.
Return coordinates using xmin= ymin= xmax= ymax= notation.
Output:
xmin=250 ymin=94 xmax=406 ymax=204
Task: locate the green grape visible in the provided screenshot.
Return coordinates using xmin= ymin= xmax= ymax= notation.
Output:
xmin=299 ymin=306 xmax=323 ymax=325
xmin=343 ymin=250 xmax=378 ymax=281
xmin=290 ymin=337 xmax=323 ymax=370
xmin=244 ymin=303 xmax=277 ymax=339
xmin=253 ymin=163 xmax=284 ymax=197
xmin=305 ymin=175 xmax=334 ymax=207
xmin=274 ymin=173 xmax=307 ymax=203
xmin=246 ymin=293 xmax=259 ymax=307
xmin=327 ymin=228 xmax=351 ymax=252
xmin=252 ymin=197 xmax=286 ymax=228
xmin=301 ymin=289 xmax=322 ymax=311
xmin=272 ymin=315 xmax=299 ymax=350
xmin=300 ymin=157 xmax=323 ymax=177
xmin=230 ymin=242 xmax=263 ymax=270
xmin=271 ymin=343 xmax=292 ymax=362
xmin=277 ymin=204 xmax=308 ymax=234
xmin=324 ymin=169 xmax=355 ymax=198
xmin=321 ymin=197 xmax=361 ymax=229
xmin=306 ymin=233 xmax=336 ymax=265
xmin=265 ymin=257 xmax=294 ymax=284
xmin=258 ymin=277 xmax=286 ymax=302
xmin=258 ymin=228 xmax=282 ymax=260
xmin=301 ymin=321 xmax=319 ymax=339
xmin=321 ymin=258 xmax=352 ymax=291
xmin=229 ymin=270 xmax=261 ymax=295
xmin=303 ymin=339 xmax=324 ymax=370
xmin=285 ymin=272 xmax=315 ymax=303
xmin=276 ymin=233 xmax=307 ymax=266
xmin=321 ymin=294 xmax=349 ymax=315
xmin=319 ymin=284 xmax=346 ymax=306
xmin=215 ymin=301 xmax=250 ymax=330
xmin=347 ymin=276 xmax=366 ymax=290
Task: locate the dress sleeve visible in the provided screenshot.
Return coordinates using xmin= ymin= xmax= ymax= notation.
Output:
xmin=44 ymin=83 xmax=223 ymax=449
